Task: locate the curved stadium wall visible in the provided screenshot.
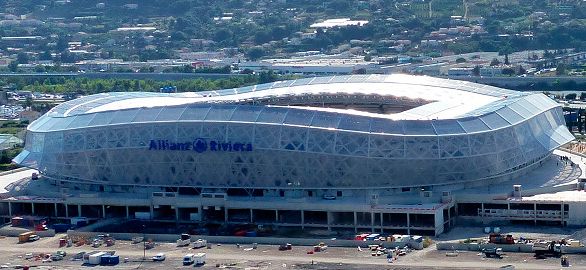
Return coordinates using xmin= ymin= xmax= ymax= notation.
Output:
xmin=14 ymin=75 xmax=574 ymax=191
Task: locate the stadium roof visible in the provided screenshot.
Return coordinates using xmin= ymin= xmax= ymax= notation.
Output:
xmin=31 ymin=74 xmax=569 ymax=140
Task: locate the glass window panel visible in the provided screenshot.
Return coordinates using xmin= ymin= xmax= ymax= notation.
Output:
xmin=110 ymin=109 xmax=139 ymax=124
xmin=329 ymin=76 xmax=349 ymax=83
xmin=48 ymin=117 xmax=75 ymax=130
xmin=156 ymin=106 xmax=186 ymax=121
xmin=235 ymin=86 xmax=254 ymax=94
xmin=310 ymin=112 xmax=341 ymax=128
xmin=370 ymin=118 xmax=404 ymax=134
xmin=204 ymin=105 xmax=237 ymax=121
xmin=432 ymin=120 xmax=465 ymax=135
xmin=36 ymin=118 xmax=58 ymax=131
xmin=179 ymin=105 xmax=210 ymax=121
xmin=289 ymin=78 xmax=314 ymax=87
xmin=230 ymin=106 xmax=263 ymax=122
xmin=67 ymin=113 xmax=96 ymax=129
xmin=496 ymin=107 xmax=524 ymax=124
xmin=132 ymin=107 xmax=163 ymax=122
xmin=516 ymin=99 xmax=541 ymax=114
xmin=338 ymin=116 xmax=371 ymax=132
xmin=458 ymin=117 xmax=489 ymax=133
xmin=29 ymin=116 xmax=51 ymax=130
xmin=480 ymin=113 xmax=509 ymax=129
xmin=283 ymin=109 xmax=315 ymax=126
xmin=508 ymin=102 xmax=532 ymax=118
xmin=88 ymin=111 xmax=115 ymax=126
xmin=256 ymin=107 xmax=288 ymax=124
xmin=310 ymin=76 xmax=333 ymax=85
xmin=402 ymin=120 xmax=436 ymax=135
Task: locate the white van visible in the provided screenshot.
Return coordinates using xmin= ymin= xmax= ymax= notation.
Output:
xmin=183 ymin=253 xmax=195 ymax=265
xmin=194 ymin=253 xmax=206 ymax=266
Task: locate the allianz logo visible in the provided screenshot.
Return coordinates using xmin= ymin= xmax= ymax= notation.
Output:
xmin=148 ymin=139 xmax=253 ymax=153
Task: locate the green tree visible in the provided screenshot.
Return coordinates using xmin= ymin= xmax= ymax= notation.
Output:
xmin=8 ymin=61 xmax=18 ymax=72
xmin=565 ymin=93 xmax=577 ymax=100
xmin=16 ymin=52 xmax=29 ymax=64
xmin=246 ymin=47 xmax=265 ymax=61
xmin=455 ymin=57 xmax=466 ymax=63
xmin=556 ymin=63 xmax=568 ymax=75
xmin=490 ymin=58 xmax=501 ymax=66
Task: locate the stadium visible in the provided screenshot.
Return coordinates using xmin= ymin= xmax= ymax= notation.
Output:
xmin=3 ymin=74 xmax=580 ymax=236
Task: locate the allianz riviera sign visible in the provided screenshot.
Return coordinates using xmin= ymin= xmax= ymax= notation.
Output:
xmin=149 ymin=139 xmax=253 ymax=153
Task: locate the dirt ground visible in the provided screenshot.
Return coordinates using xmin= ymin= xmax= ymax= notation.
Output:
xmin=2 ymin=232 xmax=586 ymax=270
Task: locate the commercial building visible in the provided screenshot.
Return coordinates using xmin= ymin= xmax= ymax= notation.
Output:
xmin=4 ymin=74 xmax=577 ymax=236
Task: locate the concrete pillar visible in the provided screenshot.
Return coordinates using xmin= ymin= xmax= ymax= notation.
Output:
xmin=125 ymin=206 xmax=129 ymax=219
xmin=150 ymin=205 xmax=154 ymax=220
xmin=407 ymin=213 xmax=411 ymax=235
xmin=54 ymin=203 xmax=58 ymax=217
xmin=301 ymin=210 xmax=305 ymax=229
xmin=380 ymin=213 xmax=383 ymax=233
xmin=353 ymin=212 xmax=357 ymax=233
xmin=65 ymin=204 xmax=69 ymax=218
xmin=175 ymin=207 xmax=179 ymax=221
xmin=250 ymin=209 xmax=254 ymax=223
xmin=275 ymin=210 xmax=279 ymax=223
xmin=534 ymin=203 xmax=537 ymax=225
xmin=327 ymin=211 xmax=332 ymax=231
xmin=31 ymin=203 xmax=35 ymax=215
xmin=224 ymin=207 xmax=228 ymax=222
xmin=78 ymin=205 xmax=82 ymax=217
xmin=370 ymin=212 xmax=375 ymax=233
xmin=102 ymin=205 xmax=106 ymax=219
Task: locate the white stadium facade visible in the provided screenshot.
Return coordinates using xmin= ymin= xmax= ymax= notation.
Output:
xmin=2 ymin=74 xmax=582 ymax=236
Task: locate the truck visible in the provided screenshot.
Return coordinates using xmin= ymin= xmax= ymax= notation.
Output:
xmin=177 ymin=233 xmax=191 ymax=247
xmin=194 ymin=253 xmax=206 ymax=266
xmin=87 ymin=251 xmax=107 ymax=265
xmin=192 ymin=239 xmax=207 ymax=249
xmin=18 ymin=232 xmax=37 ymax=243
xmin=489 ymin=233 xmax=515 ymax=244
xmin=183 ymin=253 xmax=195 ymax=265
xmin=482 ymin=247 xmax=503 ymax=258
xmin=532 ymin=241 xmax=562 ymax=258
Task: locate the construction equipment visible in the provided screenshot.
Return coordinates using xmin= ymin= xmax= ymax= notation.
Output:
xmin=279 ymin=243 xmax=292 ymax=251
xmin=192 ymin=239 xmax=207 ymax=249
xmin=177 ymin=233 xmax=191 ymax=247
xmin=482 ymin=247 xmax=503 ymax=258
xmin=313 ymin=242 xmax=328 ymax=252
xmin=532 ymin=241 xmax=562 ymax=258
xmin=489 ymin=233 xmax=515 ymax=244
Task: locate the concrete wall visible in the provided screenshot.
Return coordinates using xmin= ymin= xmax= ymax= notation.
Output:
xmin=0 ymin=227 xmax=56 ymax=237
xmin=67 ymin=231 xmax=422 ymax=249
xmin=567 ymin=202 xmax=586 ymax=226
xmin=437 ymin=242 xmax=586 ymax=254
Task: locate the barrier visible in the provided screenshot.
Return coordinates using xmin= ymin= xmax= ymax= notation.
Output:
xmin=437 ymin=242 xmax=586 ymax=254
xmin=67 ymin=230 xmax=422 ymax=249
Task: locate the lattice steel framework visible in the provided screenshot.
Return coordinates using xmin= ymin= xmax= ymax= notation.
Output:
xmin=15 ymin=75 xmax=574 ymax=190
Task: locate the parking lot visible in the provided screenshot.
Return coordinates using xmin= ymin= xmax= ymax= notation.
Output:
xmin=1 ymin=233 xmax=586 ymax=269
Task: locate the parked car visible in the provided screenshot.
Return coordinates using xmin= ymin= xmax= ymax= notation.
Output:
xmin=152 ymin=253 xmax=166 ymax=262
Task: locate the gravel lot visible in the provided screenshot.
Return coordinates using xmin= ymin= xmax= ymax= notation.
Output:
xmin=0 ymin=232 xmax=586 ymax=269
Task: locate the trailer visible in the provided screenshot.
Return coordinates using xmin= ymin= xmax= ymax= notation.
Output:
xmin=194 ymin=253 xmax=206 ymax=265
xmin=87 ymin=252 xmax=107 ymax=265
xmin=192 ymin=239 xmax=207 ymax=249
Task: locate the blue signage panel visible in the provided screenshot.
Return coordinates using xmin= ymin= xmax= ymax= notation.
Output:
xmin=148 ymin=138 xmax=252 ymax=153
